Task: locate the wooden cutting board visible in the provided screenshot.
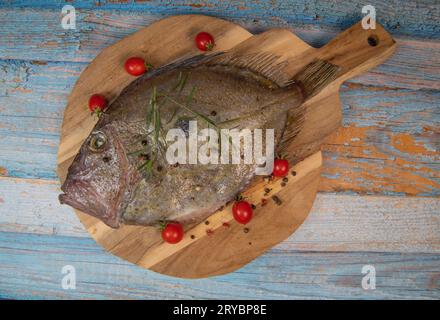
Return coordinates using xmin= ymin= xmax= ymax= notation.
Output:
xmin=57 ymin=15 xmax=396 ymax=278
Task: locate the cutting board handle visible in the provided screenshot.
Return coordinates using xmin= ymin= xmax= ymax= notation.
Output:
xmin=317 ymin=21 xmax=396 ymax=84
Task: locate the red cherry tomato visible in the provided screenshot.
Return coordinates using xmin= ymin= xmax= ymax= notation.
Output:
xmin=124 ymin=57 xmax=151 ymax=76
xmin=88 ymin=94 xmax=108 ymax=116
xmin=195 ymin=32 xmax=215 ymax=51
xmin=161 ymin=222 xmax=184 ymax=244
xmin=273 ymin=158 xmax=289 ymax=177
xmin=232 ymin=200 xmax=253 ymax=224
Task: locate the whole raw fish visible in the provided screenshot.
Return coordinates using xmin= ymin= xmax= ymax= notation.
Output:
xmin=59 ymin=52 xmax=338 ymax=228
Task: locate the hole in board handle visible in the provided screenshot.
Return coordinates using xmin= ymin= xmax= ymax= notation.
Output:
xmin=367 ymin=35 xmax=379 ymax=47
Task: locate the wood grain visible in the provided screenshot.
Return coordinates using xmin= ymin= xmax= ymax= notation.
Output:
xmin=0 ymin=8 xmax=438 ymax=91
xmin=1 ymin=176 xmax=439 ymax=253
xmin=0 ymin=231 xmax=438 ymax=300
xmin=1 ymin=0 xmax=438 ymax=39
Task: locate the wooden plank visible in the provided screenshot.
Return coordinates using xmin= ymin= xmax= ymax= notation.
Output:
xmin=288 ymin=193 xmax=440 ymax=253
xmin=0 ymin=60 xmax=83 ymax=179
xmin=0 ymin=59 xmax=82 ymax=118
xmin=1 ymin=177 xmax=438 ymax=253
xmin=322 ymin=84 xmax=440 ymax=197
xmin=0 ymin=231 xmax=438 ymax=299
xmin=1 ymin=59 xmax=437 ymax=196
xmin=0 ymin=9 xmax=438 ymax=91
xmin=1 ymin=0 xmax=438 ymax=39
xmin=0 ymin=178 xmax=86 ymax=237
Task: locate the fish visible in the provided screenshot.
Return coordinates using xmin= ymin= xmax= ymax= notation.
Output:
xmin=59 ymin=52 xmax=339 ymax=228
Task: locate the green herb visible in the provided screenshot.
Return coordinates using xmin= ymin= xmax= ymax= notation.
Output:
xmin=176 ymin=115 xmax=196 ymax=122
xmin=137 ymin=158 xmax=154 ymax=176
xmin=145 ymin=86 xmax=156 ymax=129
xmin=136 ymin=85 xmax=165 ymax=177
xmin=171 ymin=72 xmax=189 ymax=93
xmin=127 ymin=148 xmax=151 ymax=157
xmin=178 ymin=73 xmax=188 ymax=94
xmin=166 ymin=106 xmax=179 ymax=124
xmin=160 ymin=90 xmax=218 ymax=129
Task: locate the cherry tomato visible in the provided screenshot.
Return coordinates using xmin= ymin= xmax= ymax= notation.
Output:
xmin=232 ymin=200 xmax=253 ymax=224
xmin=88 ymin=94 xmax=108 ymax=116
xmin=273 ymin=158 xmax=289 ymax=177
xmin=124 ymin=57 xmax=151 ymax=76
xmin=195 ymin=32 xmax=215 ymax=51
xmin=161 ymin=222 xmax=184 ymax=244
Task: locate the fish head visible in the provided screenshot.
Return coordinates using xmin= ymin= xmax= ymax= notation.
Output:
xmin=59 ymin=123 xmax=136 ymax=228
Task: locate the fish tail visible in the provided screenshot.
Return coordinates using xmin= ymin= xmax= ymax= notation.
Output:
xmin=294 ymin=59 xmax=341 ymax=99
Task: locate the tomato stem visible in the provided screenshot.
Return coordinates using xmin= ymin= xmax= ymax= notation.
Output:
xmin=91 ymin=109 xmax=103 ymax=118
xmin=157 ymin=220 xmax=168 ymax=231
xmin=145 ymin=62 xmax=153 ymax=71
xmin=205 ymin=42 xmax=214 ymax=51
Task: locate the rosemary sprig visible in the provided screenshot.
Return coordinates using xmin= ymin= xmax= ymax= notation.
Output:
xmin=128 ymin=149 xmax=148 ymax=157
xmin=137 ymin=86 xmax=162 ymax=176
xmin=154 ymin=95 xmax=160 ymax=145
xmin=159 ymin=89 xmax=218 ymax=129
xmin=137 ymin=158 xmax=154 ymax=176
xmin=171 ymin=71 xmax=189 ymax=93
xmin=178 ymin=73 xmax=188 ymax=94
xmin=146 ymin=86 xmax=156 ymax=129
xmin=166 ymin=106 xmax=179 ymax=124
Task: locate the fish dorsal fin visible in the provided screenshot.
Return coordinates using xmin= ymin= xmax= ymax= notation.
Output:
xmin=143 ymin=51 xmax=225 ymax=80
xmin=208 ymin=52 xmax=294 ymax=87
xmin=135 ymin=51 xmax=292 ymax=88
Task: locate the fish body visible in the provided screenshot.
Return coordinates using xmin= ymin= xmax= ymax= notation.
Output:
xmin=59 ymin=53 xmax=336 ymax=228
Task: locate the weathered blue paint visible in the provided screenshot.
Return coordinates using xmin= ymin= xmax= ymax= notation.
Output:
xmin=1 ymin=177 xmax=438 ymax=253
xmin=0 ymin=9 xmax=439 ymax=90
xmin=0 ymin=1 xmax=438 ymax=39
xmin=0 ymin=231 xmax=439 ymax=299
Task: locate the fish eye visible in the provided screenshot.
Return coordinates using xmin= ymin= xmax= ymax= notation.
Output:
xmin=88 ymin=131 xmax=107 ymax=152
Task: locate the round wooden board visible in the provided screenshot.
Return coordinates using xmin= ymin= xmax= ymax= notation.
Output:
xmin=57 ymin=15 xmax=324 ymax=278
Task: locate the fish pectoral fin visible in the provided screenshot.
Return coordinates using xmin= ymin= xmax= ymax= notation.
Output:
xmin=208 ymin=51 xmax=294 ymax=88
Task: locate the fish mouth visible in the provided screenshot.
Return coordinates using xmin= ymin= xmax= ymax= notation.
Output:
xmin=59 ymin=192 xmax=90 ymax=217
xmin=59 ymin=174 xmax=120 ymax=228
xmin=59 ymin=178 xmax=90 ymax=210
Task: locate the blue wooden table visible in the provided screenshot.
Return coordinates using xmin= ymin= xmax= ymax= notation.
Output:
xmin=0 ymin=1 xmax=439 ymax=299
